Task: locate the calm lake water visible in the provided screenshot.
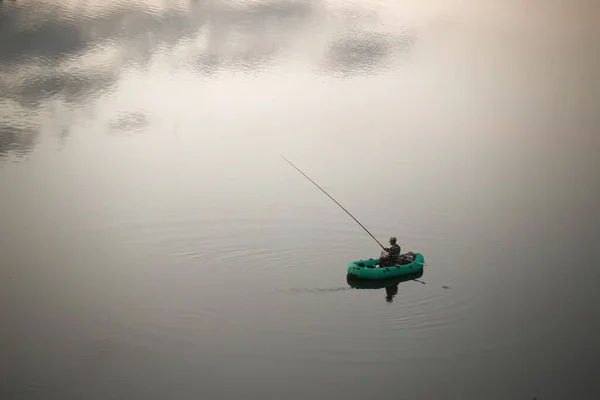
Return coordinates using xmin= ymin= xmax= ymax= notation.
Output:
xmin=1 ymin=1 xmax=599 ymax=399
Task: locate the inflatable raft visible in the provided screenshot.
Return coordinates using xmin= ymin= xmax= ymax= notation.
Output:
xmin=347 ymin=253 xmax=425 ymax=280
xmin=347 ymin=268 xmax=423 ymax=289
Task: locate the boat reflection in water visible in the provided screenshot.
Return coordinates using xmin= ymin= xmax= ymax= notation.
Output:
xmin=346 ymin=269 xmax=424 ymax=304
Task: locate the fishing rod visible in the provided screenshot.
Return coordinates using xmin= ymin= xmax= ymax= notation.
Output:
xmin=281 ymin=155 xmax=385 ymax=250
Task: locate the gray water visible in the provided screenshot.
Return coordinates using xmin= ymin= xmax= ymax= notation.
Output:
xmin=1 ymin=1 xmax=599 ymax=399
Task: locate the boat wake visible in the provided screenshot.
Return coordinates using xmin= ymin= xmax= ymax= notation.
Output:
xmin=286 ymin=287 xmax=354 ymax=293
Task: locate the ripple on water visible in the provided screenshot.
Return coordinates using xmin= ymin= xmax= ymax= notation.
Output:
xmin=286 ymin=286 xmax=354 ymax=293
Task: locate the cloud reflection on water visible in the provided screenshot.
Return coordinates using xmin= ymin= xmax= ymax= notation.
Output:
xmin=0 ymin=0 xmax=414 ymax=158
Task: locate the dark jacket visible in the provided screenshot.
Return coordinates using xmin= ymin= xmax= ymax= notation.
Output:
xmin=385 ymin=244 xmax=401 ymax=262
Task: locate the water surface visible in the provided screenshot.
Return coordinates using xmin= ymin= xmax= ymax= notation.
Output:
xmin=1 ymin=1 xmax=599 ymax=399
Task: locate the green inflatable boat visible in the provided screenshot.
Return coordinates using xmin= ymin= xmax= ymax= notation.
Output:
xmin=347 ymin=253 xmax=425 ymax=280
xmin=347 ymin=268 xmax=423 ymax=289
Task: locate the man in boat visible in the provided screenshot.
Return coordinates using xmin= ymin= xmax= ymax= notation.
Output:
xmin=378 ymin=237 xmax=401 ymax=267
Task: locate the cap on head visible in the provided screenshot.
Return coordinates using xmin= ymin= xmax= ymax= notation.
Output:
xmin=389 ymin=237 xmax=397 ymax=244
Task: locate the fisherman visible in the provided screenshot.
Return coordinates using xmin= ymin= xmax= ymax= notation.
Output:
xmin=378 ymin=237 xmax=401 ymax=267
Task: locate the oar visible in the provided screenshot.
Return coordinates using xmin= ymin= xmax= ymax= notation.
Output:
xmin=281 ymin=155 xmax=385 ymax=250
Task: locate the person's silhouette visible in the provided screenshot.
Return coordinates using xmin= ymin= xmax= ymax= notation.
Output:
xmin=385 ymin=285 xmax=399 ymax=303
